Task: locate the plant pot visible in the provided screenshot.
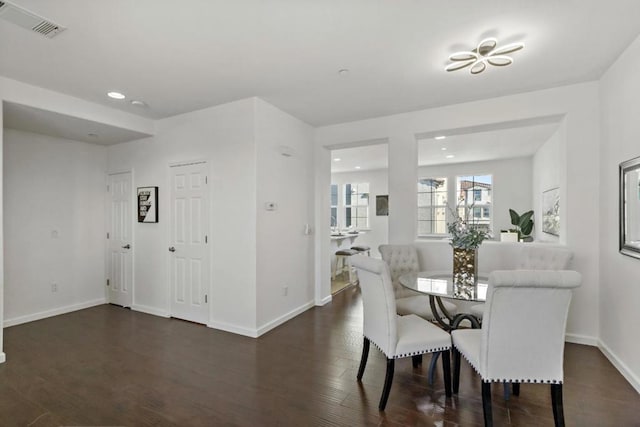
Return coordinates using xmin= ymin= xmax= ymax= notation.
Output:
xmin=453 ymin=247 xmax=478 ymax=286
xmin=500 ymin=232 xmax=519 ymax=242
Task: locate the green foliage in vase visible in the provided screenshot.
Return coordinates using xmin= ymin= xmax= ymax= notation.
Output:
xmin=509 ymin=209 xmax=534 ymax=240
xmin=447 ymin=204 xmax=491 ymax=249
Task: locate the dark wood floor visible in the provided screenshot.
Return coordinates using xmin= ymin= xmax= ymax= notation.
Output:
xmin=1 ymin=287 xmax=638 ymax=426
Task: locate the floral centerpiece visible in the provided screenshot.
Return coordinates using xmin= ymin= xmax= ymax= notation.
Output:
xmin=447 ymin=207 xmax=491 ymax=286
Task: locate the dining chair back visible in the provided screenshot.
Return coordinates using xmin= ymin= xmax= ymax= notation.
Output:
xmin=378 ymin=244 xmax=421 ymax=298
xmin=451 ymin=269 xmax=581 ymax=426
xmin=351 ymin=256 xmax=452 ymax=410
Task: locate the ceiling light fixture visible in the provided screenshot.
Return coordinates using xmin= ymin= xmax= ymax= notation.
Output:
xmin=446 ymin=154 xmax=455 ymax=159
xmin=445 ymin=37 xmax=524 ymax=75
xmin=355 ymin=166 xmax=361 ymax=169
xmin=333 ymin=158 xmax=341 ymax=162
xmin=441 ymin=147 xmax=447 ymax=151
xmin=435 ymin=135 xmax=446 ymax=140
xmin=107 ymin=91 xmax=126 ymax=100
xmin=130 ymin=100 xmax=147 ymax=107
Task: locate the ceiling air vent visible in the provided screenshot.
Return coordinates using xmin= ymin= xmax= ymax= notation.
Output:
xmin=0 ymin=1 xmax=65 ymax=38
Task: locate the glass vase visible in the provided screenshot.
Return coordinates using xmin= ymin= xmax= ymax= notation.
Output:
xmin=453 ymin=247 xmax=478 ymax=286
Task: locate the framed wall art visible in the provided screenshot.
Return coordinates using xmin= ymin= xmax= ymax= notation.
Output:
xmin=620 ymin=156 xmax=640 ymax=259
xmin=376 ymin=195 xmax=389 ymax=216
xmin=542 ymin=187 xmax=560 ymax=236
xmin=138 ymin=186 xmax=158 ymax=223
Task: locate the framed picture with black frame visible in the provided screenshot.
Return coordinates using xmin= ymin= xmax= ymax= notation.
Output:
xmin=138 ymin=186 xmax=158 ymax=223
xmin=376 ymin=195 xmax=389 ymax=216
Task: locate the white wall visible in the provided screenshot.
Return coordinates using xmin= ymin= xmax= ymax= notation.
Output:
xmin=107 ymin=98 xmax=259 ymax=334
xmin=0 ymin=77 xmax=154 ymax=362
xmin=533 ymin=126 xmax=564 ymax=243
xmin=419 ymin=156 xmax=533 ymax=237
xmin=107 ymin=97 xmax=316 ymax=337
xmin=3 ymin=128 xmax=107 ymax=324
xmin=331 ymin=168 xmax=389 ymax=258
xmin=254 ymin=98 xmax=315 ymax=331
xmin=599 ymin=34 xmax=640 ymax=392
xmin=315 ymin=82 xmax=601 ymax=344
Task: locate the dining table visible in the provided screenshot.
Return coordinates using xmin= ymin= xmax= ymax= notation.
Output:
xmin=398 ymin=270 xmax=489 ymax=331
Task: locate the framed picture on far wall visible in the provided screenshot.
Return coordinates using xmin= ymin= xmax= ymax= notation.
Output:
xmin=542 ymin=187 xmax=560 ymax=236
xmin=138 ymin=186 xmax=158 ymax=223
xmin=376 ymin=195 xmax=389 ymax=216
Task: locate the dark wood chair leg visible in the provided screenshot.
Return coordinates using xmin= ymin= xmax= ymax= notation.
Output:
xmin=412 ymin=354 xmax=423 ymax=368
xmin=428 ymin=351 xmax=440 ymax=384
xmin=452 ymin=347 xmax=461 ymax=394
xmin=551 ymin=384 xmax=565 ymax=427
xmin=503 ymin=382 xmax=511 ymax=400
xmin=357 ymin=337 xmax=370 ymax=381
xmin=379 ymin=358 xmax=395 ymax=411
xmin=512 ymin=382 xmax=520 ymax=396
xmin=441 ymin=350 xmax=452 ymax=397
xmin=482 ymin=381 xmax=493 ymax=427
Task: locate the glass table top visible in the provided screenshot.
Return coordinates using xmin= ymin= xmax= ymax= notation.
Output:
xmin=398 ymin=271 xmax=488 ymax=302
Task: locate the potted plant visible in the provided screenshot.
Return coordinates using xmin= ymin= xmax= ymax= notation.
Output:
xmin=447 ymin=206 xmax=491 ymax=285
xmin=508 ymin=209 xmax=534 ymax=242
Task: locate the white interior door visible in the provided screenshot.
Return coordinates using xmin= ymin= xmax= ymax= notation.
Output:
xmin=169 ymin=162 xmax=209 ymax=324
xmin=107 ymin=172 xmax=133 ymax=307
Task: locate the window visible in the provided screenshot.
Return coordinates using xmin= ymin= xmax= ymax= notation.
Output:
xmin=457 ymin=175 xmax=492 ymax=231
xmin=344 ymin=183 xmax=369 ymax=228
xmin=417 ymin=178 xmax=448 ymax=235
xmin=330 ymin=184 xmax=338 ymax=227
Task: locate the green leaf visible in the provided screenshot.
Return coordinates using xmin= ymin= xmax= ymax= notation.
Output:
xmin=519 ymin=210 xmax=534 ymax=225
xmin=509 ymin=209 xmax=519 ymax=227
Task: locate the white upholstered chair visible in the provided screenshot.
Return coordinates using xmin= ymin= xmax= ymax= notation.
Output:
xmin=470 ymin=246 xmax=574 ymax=319
xmin=379 ymin=244 xmax=458 ymax=384
xmin=379 ymin=244 xmax=457 ymax=321
xmin=351 ymin=256 xmax=452 ymax=411
xmin=452 ymin=270 xmax=581 ymax=426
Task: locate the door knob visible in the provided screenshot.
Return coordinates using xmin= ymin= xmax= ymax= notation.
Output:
xmin=122 ymin=244 xmax=131 ymax=249
xmin=169 ymin=246 xmax=176 ymax=252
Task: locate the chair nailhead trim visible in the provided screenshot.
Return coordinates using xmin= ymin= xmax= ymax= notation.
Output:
xmin=454 ymin=346 xmax=563 ymax=384
xmin=366 ymin=335 xmax=450 ymax=359
xmin=483 ymin=379 xmax=563 ymax=384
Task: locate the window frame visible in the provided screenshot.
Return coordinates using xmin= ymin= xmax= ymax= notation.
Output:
xmin=417 ymin=177 xmax=449 ymax=237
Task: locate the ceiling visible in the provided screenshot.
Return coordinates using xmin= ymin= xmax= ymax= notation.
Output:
xmin=3 ymin=102 xmax=152 ymax=145
xmin=1 ymin=1 xmax=640 ymax=127
xmin=331 ymin=120 xmax=560 ymax=173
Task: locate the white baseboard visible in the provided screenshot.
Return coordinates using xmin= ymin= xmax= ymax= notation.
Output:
xmin=132 ymin=304 xmax=170 ymax=318
xmin=598 ymin=340 xmax=640 ymax=394
xmin=316 ymin=295 xmax=332 ymax=306
xmin=207 ymin=320 xmax=258 ymax=338
xmin=256 ymin=300 xmax=315 ymax=337
xmin=0 ymin=352 xmax=5 ymax=363
xmin=207 ymin=300 xmax=316 ymax=338
xmin=565 ymin=333 xmax=598 ymax=346
xmin=3 ymin=298 xmax=107 ymax=327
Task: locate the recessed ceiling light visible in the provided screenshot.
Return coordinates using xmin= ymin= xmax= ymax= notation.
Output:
xmin=446 ymin=154 xmax=455 ymax=159
xmin=107 ymin=91 xmax=126 ymax=100
xmin=435 ymin=135 xmax=446 ymax=140
xmin=333 ymin=158 xmax=341 ymax=162
xmin=338 ymin=69 xmax=350 ymax=76
xmin=130 ymin=100 xmax=147 ymax=107
xmin=446 ymin=37 xmax=524 ymax=74
xmin=355 ymin=166 xmax=361 ymax=169
xmin=441 ymin=147 xmax=447 ymax=151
